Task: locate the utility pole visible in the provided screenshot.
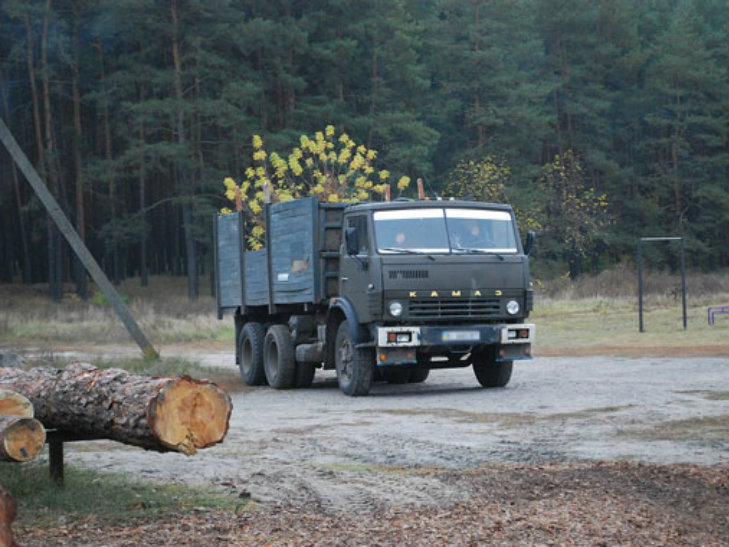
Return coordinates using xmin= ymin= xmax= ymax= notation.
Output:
xmin=0 ymin=118 xmax=159 ymax=360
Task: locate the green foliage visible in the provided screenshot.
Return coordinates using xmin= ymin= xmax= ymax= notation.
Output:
xmin=536 ymin=151 xmax=611 ymax=276
xmin=91 ymin=291 xmax=130 ymax=307
xmin=442 ymin=156 xmax=541 ymax=234
xmin=443 ymin=157 xmax=512 ymax=203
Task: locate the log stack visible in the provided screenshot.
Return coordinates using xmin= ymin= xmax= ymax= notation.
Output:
xmin=0 ymin=362 xmax=233 ymax=547
xmin=0 ymin=391 xmax=45 ymax=463
xmin=0 ymin=389 xmax=41 ymax=547
xmin=0 ymin=363 xmax=233 ymax=455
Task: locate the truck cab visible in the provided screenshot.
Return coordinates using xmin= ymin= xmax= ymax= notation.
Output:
xmin=331 ymin=200 xmax=534 ymax=394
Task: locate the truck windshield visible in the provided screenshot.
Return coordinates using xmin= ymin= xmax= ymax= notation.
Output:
xmin=374 ymin=207 xmax=517 ymax=254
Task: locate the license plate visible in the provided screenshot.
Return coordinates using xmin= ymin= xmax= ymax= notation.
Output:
xmin=441 ymin=330 xmax=480 ymax=342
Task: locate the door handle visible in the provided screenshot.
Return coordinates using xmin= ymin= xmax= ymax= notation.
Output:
xmin=341 ymin=277 xmax=349 ymax=281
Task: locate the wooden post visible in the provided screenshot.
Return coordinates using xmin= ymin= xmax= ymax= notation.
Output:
xmin=0 ymin=118 xmax=159 ymax=360
xmin=417 ymin=178 xmax=424 ymax=200
xmin=637 ymin=236 xmax=686 ymax=333
xmin=48 ymin=435 xmax=64 ymax=486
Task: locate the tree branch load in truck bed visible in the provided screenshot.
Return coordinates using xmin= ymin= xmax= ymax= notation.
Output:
xmin=215 ymin=196 xmax=535 ymax=396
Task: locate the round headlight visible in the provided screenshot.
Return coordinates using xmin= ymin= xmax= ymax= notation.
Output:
xmin=506 ymin=300 xmax=520 ymax=315
xmin=389 ymin=300 xmax=403 ymax=317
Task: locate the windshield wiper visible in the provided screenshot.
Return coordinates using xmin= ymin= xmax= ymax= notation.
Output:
xmin=379 ymin=247 xmax=436 ymax=261
xmin=380 ymin=247 xmax=421 ymax=254
xmin=452 ymin=248 xmax=505 ymax=260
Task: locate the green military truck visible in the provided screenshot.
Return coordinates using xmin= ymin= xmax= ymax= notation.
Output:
xmin=214 ymin=196 xmax=535 ymax=396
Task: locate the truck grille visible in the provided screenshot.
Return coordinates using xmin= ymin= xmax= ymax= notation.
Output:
xmin=389 ymin=269 xmax=429 ymax=280
xmin=408 ymin=297 xmax=502 ymax=319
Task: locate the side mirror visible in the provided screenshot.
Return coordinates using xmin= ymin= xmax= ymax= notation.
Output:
xmin=524 ymin=231 xmax=536 ymax=256
xmin=345 ymin=227 xmax=359 ymax=255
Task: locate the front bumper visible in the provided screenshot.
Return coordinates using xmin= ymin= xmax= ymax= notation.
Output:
xmin=377 ymin=323 xmax=534 ymax=347
xmin=373 ymin=323 xmax=535 ymax=365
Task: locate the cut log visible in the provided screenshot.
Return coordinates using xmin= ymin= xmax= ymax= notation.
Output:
xmin=0 ymin=485 xmax=17 ymax=547
xmin=0 ymin=390 xmax=33 ymax=417
xmin=0 ymin=363 xmax=232 ymax=455
xmin=0 ymin=415 xmax=45 ymax=462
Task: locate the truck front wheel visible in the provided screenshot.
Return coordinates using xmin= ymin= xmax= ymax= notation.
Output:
xmin=238 ymin=322 xmax=266 ymax=385
xmin=335 ymin=321 xmax=374 ymax=396
xmin=472 ymin=350 xmax=513 ymax=388
xmin=263 ymin=325 xmax=296 ymax=389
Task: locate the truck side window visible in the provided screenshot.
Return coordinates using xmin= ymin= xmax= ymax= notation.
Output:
xmin=347 ymin=216 xmax=369 ymax=255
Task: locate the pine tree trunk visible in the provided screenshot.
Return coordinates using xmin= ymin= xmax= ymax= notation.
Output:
xmin=24 ymin=10 xmax=45 ymax=180
xmin=71 ymin=3 xmax=87 ymax=299
xmin=138 ymin=78 xmax=149 ymax=287
xmin=0 ymin=364 xmax=231 ymax=455
xmin=95 ymin=42 xmax=121 ymax=285
xmin=171 ymin=0 xmax=198 ymax=300
xmin=0 ymin=415 xmax=46 ymax=463
xmin=182 ymin=201 xmax=199 ymax=299
xmin=41 ymin=0 xmax=63 ymax=302
xmin=0 ymin=70 xmax=32 ymax=284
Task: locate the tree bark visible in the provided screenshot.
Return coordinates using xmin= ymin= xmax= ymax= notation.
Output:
xmin=0 ymin=485 xmax=17 ymax=547
xmin=0 ymin=364 xmax=231 ymax=455
xmin=0 ymin=415 xmax=45 ymax=463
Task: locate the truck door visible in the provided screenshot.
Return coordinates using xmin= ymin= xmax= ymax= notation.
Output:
xmin=339 ymin=214 xmax=374 ymax=323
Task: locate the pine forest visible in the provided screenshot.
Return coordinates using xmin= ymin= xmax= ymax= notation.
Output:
xmin=1 ymin=0 xmax=727 ymax=298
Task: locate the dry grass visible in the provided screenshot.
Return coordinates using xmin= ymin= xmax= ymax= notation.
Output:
xmin=533 ymin=264 xmax=729 ymax=355
xmin=535 ymin=262 xmax=729 ymax=300
xmin=0 ymin=269 xmax=727 ymax=357
xmin=373 ymin=408 xmax=539 ymax=426
xmin=620 ymin=414 xmax=729 ymax=442
xmin=533 ymin=295 xmax=729 ymax=355
xmin=0 ymin=276 xmax=232 ymax=345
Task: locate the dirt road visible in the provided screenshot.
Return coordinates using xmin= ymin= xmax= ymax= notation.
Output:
xmin=62 ymin=354 xmax=728 ymax=512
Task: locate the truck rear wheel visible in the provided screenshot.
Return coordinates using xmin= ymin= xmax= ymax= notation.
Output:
xmin=238 ymin=322 xmax=266 ymax=385
xmin=472 ymin=351 xmax=513 ymax=388
xmin=335 ymin=321 xmax=373 ymax=396
xmin=263 ymin=325 xmax=296 ymax=389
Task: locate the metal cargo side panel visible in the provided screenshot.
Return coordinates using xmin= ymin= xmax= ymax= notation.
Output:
xmin=319 ymin=203 xmax=345 ymax=299
xmin=244 ymin=250 xmax=269 ymax=306
xmin=215 ymin=214 xmax=243 ymax=310
xmin=270 ymin=198 xmax=318 ymax=304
